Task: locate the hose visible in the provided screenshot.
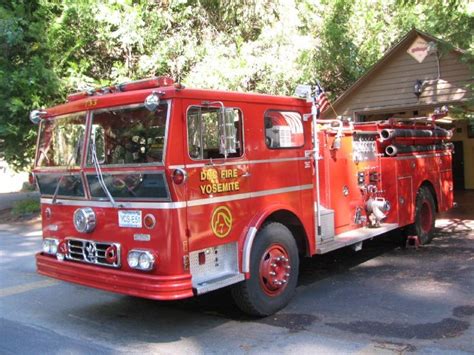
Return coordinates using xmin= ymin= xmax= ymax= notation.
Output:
xmin=380 ymin=128 xmax=451 ymax=141
xmin=385 ymin=143 xmax=453 ymax=157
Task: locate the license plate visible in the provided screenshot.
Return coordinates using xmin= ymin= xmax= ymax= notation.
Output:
xmin=118 ymin=210 xmax=142 ymax=228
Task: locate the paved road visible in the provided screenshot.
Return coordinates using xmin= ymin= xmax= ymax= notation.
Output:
xmin=0 ymin=198 xmax=473 ymax=354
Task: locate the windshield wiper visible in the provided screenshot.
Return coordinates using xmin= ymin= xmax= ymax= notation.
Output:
xmin=91 ymin=131 xmax=117 ymax=207
xmin=51 ymin=136 xmax=82 ymax=205
xmin=51 ymin=175 xmax=65 ymax=205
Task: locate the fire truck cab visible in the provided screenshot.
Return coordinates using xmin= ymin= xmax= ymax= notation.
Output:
xmin=34 ymin=77 xmax=453 ymax=316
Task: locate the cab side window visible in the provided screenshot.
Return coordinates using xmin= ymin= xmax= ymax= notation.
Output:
xmin=264 ymin=110 xmax=304 ymax=149
xmin=187 ymin=106 xmax=243 ymax=160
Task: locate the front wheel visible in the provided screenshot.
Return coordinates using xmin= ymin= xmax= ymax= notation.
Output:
xmin=231 ymin=222 xmax=299 ymax=316
xmin=411 ymin=186 xmax=436 ymax=244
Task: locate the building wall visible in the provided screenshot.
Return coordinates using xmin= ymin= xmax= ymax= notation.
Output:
xmin=327 ymin=32 xmax=473 ymax=190
xmin=332 ymin=35 xmax=472 ymax=120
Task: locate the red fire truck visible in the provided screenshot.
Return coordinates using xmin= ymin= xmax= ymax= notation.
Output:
xmin=33 ymin=76 xmax=453 ymax=316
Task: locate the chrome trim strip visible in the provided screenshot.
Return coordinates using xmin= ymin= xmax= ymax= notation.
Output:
xmin=242 ymin=227 xmax=258 ymax=273
xmin=168 ymin=165 xmax=186 ymax=169
xmin=41 ymin=184 xmax=313 ymax=209
xmin=163 ymin=100 xmax=172 ymax=166
xmin=187 ymin=193 xmax=252 ymax=207
xmin=35 ymin=172 xmax=81 ymax=177
xmin=168 ymin=156 xmax=310 ymax=170
xmin=41 ymin=198 xmax=186 ymax=209
xmin=84 ymin=170 xmax=165 ymax=175
xmin=252 ymin=184 xmax=313 ymax=198
xmin=249 ymin=157 xmax=310 ymax=164
xmin=187 ymin=184 xmax=313 ymax=207
xmin=395 ymin=152 xmax=451 ymax=160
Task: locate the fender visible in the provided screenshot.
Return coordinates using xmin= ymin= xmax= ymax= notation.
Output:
xmin=240 ymin=203 xmax=306 ymax=274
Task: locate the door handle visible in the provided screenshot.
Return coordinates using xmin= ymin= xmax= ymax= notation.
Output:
xmin=241 ymin=172 xmax=251 ymax=177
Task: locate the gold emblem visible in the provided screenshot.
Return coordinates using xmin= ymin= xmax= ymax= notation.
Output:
xmin=211 ymin=206 xmax=233 ymax=238
xmin=85 ymin=98 xmax=98 ymax=108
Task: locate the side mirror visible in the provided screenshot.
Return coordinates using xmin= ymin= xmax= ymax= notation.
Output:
xmin=219 ymin=107 xmax=237 ymax=158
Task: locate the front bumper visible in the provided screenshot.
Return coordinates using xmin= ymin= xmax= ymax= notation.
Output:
xmin=36 ymin=253 xmax=194 ymax=300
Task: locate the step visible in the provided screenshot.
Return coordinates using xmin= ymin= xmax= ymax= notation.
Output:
xmin=316 ymin=223 xmax=399 ymax=254
xmin=194 ymin=273 xmax=245 ymax=295
xmin=315 ymin=206 xmax=335 ymax=241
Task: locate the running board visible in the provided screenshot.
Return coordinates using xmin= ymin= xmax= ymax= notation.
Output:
xmin=316 ymin=223 xmax=400 ymax=254
xmin=194 ymin=273 xmax=244 ymax=295
xmin=190 ymin=242 xmax=243 ymax=294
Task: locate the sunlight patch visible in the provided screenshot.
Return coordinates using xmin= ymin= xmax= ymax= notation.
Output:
xmin=399 ymin=280 xmax=457 ymax=299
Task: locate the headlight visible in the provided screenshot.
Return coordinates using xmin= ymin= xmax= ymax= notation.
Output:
xmin=127 ymin=250 xmax=156 ymax=271
xmin=42 ymin=238 xmax=59 ymax=255
xmin=138 ymin=252 xmax=154 ymax=270
xmin=73 ymin=208 xmax=96 ymax=233
xmin=127 ymin=251 xmax=140 ymax=268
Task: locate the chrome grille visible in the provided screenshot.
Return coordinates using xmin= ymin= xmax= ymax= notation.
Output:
xmin=66 ymin=238 xmax=121 ymax=268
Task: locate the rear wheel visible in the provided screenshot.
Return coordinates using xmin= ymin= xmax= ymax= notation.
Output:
xmin=411 ymin=186 xmax=436 ymax=244
xmin=231 ymin=222 xmax=299 ymax=316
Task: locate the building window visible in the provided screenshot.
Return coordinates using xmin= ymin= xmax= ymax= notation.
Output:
xmin=468 ymin=120 xmax=474 ymax=138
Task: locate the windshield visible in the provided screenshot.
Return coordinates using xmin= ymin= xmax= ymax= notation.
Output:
xmin=88 ymin=103 xmax=168 ymax=166
xmin=36 ymin=174 xmax=85 ymax=198
xmin=36 ymin=112 xmax=86 ymax=167
xmin=87 ymin=172 xmax=169 ymax=200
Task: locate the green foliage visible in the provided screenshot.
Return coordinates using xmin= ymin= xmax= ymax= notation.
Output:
xmin=0 ymin=0 xmax=472 ymax=169
xmin=21 ymin=181 xmax=36 ymax=192
xmin=299 ymin=0 xmax=362 ymax=96
xmin=11 ymin=198 xmax=40 ymax=217
xmin=0 ymin=0 xmax=59 ymax=170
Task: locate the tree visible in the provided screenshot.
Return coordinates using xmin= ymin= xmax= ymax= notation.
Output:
xmin=0 ymin=1 xmax=59 ymax=170
xmin=0 ymin=0 xmax=472 ymax=170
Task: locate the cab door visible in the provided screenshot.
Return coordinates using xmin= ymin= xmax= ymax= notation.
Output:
xmin=182 ymin=100 xmax=252 ymax=255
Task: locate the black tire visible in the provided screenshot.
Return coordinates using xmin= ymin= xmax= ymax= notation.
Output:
xmin=231 ymin=222 xmax=299 ymax=316
xmin=411 ymin=186 xmax=436 ymax=244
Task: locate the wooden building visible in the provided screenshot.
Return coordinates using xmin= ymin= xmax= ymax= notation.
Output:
xmin=323 ymin=28 xmax=473 ymax=189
